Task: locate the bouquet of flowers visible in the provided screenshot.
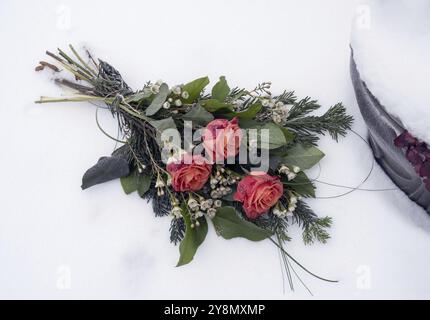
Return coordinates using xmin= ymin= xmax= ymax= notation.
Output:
xmin=36 ymin=45 xmax=353 ymax=291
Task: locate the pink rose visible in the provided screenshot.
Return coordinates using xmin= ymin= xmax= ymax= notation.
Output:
xmin=234 ymin=173 xmax=284 ymax=219
xmin=202 ymin=117 xmax=242 ymax=162
xmin=167 ymin=154 xmax=212 ymax=192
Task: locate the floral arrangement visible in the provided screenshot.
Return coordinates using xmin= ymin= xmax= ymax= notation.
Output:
xmin=36 ymin=45 xmax=353 ymax=291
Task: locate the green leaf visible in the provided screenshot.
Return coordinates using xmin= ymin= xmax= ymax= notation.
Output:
xmin=137 ymin=174 xmax=151 ymax=197
xmin=149 ymin=117 xmax=178 ymax=147
xmin=284 ymin=171 xmax=316 ymax=198
xmin=244 ymin=122 xmax=290 ymax=149
xmin=262 ymin=123 xmax=289 ymax=149
xmin=211 ymin=76 xmax=230 ymax=102
xmin=212 ymin=207 xmax=273 ymax=241
xmin=125 ymin=90 xmax=152 ymax=103
xmin=282 ymin=144 xmax=325 ymax=170
xmin=280 ymin=127 xmax=295 ymax=144
xmin=120 ymin=170 xmax=138 ymax=194
xmin=145 ymin=83 xmax=169 ymax=116
xmin=254 ymin=123 xmax=288 ymax=150
xmin=200 ymin=99 xmax=234 ymax=113
xmin=225 ymin=103 xmax=262 ymax=119
xmin=177 ymin=207 xmax=208 ymax=267
xmin=149 ymin=117 xmax=177 ymax=132
xmin=183 ymin=104 xmax=214 ymax=126
xmin=120 ymin=170 xmax=152 ymax=197
xmin=182 ymin=76 xmax=210 ymax=103
xmin=238 ymin=119 xmax=260 ymax=129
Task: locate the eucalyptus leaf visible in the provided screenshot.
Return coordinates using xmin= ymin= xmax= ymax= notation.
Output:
xmin=182 ymin=76 xmax=210 ymax=103
xmin=280 ymin=126 xmax=295 ymax=144
xmin=254 ymin=123 xmax=288 ymax=150
xmin=149 ymin=117 xmax=178 ymax=145
xmin=120 ymin=170 xmax=138 ymax=194
xmin=264 ymin=123 xmax=289 ymax=149
xmin=125 ymin=90 xmax=152 ymax=103
xmin=137 ymin=174 xmax=151 ymax=197
xmin=200 ymin=99 xmax=234 ymax=113
xmin=225 ymin=103 xmax=262 ymax=120
xmin=81 ymin=156 xmax=130 ymax=190
xmin=149 ymin=117 xmax=177 ymax=132
xmin=283 ymin=171 xmax=316 ymax=198
xmin=145 ymin=83 xmax=169 ymax=116
xmin=212 ymin=207 xmax=273 ymax=241
xmin=120 ymin=170 xmax=151 ymax=197
xmin=237 ymin=119 xmax=260 ymax=129
xmin=183 ymin=104 xmax=214 ymax=126
xmin=282 ymin=144 xmax=325 ymax=170
xmin=177 ymin=206 xmax=208 ymax=267
xmin=243 ymin=122 xmax=289 ymax=149
xmin=211 ymin=76 xmax=230 ymax=102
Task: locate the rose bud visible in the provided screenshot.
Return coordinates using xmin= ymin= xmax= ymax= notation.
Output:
xmin=202 ymin=117 xmax=243 ymax=162
xmin=233 ymin=172 xmax=284 ymax=219
xmin=167 ymin=154 xmax=212 ymax=192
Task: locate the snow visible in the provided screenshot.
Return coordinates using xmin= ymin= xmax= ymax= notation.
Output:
xmin=351 ymin=0 xmax=430 ymax=143
xmin=0 ymin=0 xmax=430 ymax=299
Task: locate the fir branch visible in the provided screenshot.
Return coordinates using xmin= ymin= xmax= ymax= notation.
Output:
xmin=227 ymin=86 xmax=247 ymax=101
xmin=286 ymin=103 xmax=353 ymax=142
xmin=274 ymin=90 xmax=297 ymax=105
xmin=274 ymin=216 xmax=291 ymax=243
xmin=94 ymin=59 xmax=133 ymax=97
xmin=287 ymin=96 xmax=319 ymax=119
xmin=292 ymin=201 xmax=332 ymax=245
xmin=249 ymin=82 xmax=272 ymax=96
xmin=253 ymin=212 xmax=291 ymax=242
xmin=292 ymin=131 xmax=320 ymax=146
xmin=150 ymin=187 xmax=172 ymax=217
xmin=169 ymin=217 xmax=185 ymax=245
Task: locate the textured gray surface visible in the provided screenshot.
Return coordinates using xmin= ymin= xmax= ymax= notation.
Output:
xmin=351 ymin=55 xmax=430 ymax=214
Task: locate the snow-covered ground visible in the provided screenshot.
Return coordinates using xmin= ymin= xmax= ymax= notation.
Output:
xmin=351 ymin=0 xmax=430 ymax=143
xmin=0 ymin=0 xmax=429 ymax=299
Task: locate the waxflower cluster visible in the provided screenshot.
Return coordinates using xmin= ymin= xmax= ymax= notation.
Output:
xmin=209 ymin=166 xmax=240 ymax=199
xmin=187 ymin=196 xmax=222 ymax=221
xmin=278 ymin=164 xmax=301 ymax=181
xmin=273 ymin=194 xmax=299 ymax=218
xmin=163 ymin=85 xmax=190 ymax=109
xmin=260 ymin=98 xmax=292 ymax=125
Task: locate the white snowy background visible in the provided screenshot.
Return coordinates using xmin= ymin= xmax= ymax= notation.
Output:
xmin=0 ymin=0 xmax=429 ymax=299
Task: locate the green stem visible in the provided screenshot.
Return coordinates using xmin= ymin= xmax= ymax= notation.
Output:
xmin=269 ymin=237 xmax=338 ymax=283
xmin=69 ymin=44 xmax=98 ymax=76
xmin=57 ymin=47 xmax=94 ymax=79
xmin=35 ymin=95 xmax=112 ymax=104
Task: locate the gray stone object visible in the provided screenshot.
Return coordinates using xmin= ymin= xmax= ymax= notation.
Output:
xmin=350 ymin=54 xmax=430 ymax=213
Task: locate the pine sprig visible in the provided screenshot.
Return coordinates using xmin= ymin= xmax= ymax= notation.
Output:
xmin=274 ymin=90 xmax=296 ymax=105
xmin=253 ymin=213 xmax=291 ymax=242
xmin=287 ymin=96 xmax=320 ymax=119
xmin=286 ymin=103 xmax=353 ymax=145
xmin=148 ymin=187 xmax=172 ymax=217
xmin=169 ymin=217 xmax=185 ymax=245
xmin=292 ymin=201 xmax=332 ymax=245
